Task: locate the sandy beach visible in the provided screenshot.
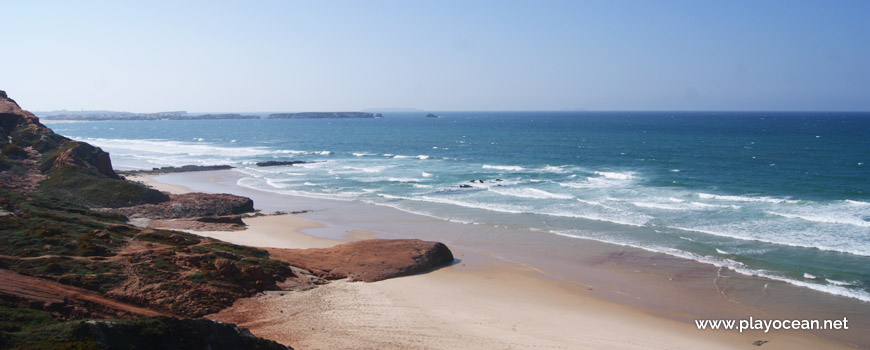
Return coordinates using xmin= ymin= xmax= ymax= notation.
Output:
xmin=133 ymin=172 xmax=864 ymax=349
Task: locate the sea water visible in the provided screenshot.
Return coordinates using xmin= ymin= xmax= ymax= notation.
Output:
xmin=44 ymin=111 xmax=870 ymax=302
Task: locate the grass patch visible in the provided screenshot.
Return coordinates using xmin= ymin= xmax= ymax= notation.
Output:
xmin=191 ymin=243 xmax=269 ymax=259
xmin=0 ymin=301 xmax=59 ymax=333
xmin=39 ymin=165 xmax=170 ymax=208
xmin=136 ymin=230 xmax=200 ymax=246
xmin=0 ymin=189 xmax=130 ymax=258
xmin=8 ymin=257 xmax=126 ymax=292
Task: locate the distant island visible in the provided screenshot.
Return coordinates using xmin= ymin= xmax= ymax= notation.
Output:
xmin=37 ymin=110 xmax=260 ymax=121
xmin=425 ymin=113 xmax=439 ymax=118
xmin=267 ymin=112 xmax=381 ymax=119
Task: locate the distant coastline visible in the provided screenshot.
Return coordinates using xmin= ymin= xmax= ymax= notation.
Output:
xmin=36 ymin=110 xmax=389 ymax=121
xmin=37 ymin=110 xmax=260 ymax=121
xmin=267 ymin=112 xmax=382 ymax=119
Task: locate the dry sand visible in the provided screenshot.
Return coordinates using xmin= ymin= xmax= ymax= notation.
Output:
xmin=138 ymin=173 xmax=854 ymax=350
xmin=127 ymin=174 xmax=194 ymax=195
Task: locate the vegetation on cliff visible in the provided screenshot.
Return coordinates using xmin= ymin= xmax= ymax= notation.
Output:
xmin=1 ymin=90 xmax=297 ymax=348
xmin=0 ymin=306 xmax=289 ymax=350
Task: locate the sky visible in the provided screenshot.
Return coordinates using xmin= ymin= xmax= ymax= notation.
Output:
xmin=2 ymin=1 xmax=869 ymax=112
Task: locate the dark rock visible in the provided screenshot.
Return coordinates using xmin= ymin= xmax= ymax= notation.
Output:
xmin=255 ymin=161 xmax=309 ymax=167
xmin=215 ymin=259 xmax=240 ymax=278
xmin=753 ymin=340 xmax=769 ymax=346
xmin=108 ymin=193 xmax=255 ymax=219
xmin=118 ymin=164 xmax=234 ymax=175
xmin=195 ymin=215 xmax=246 ymax=225
xmin=425 ymin=113 xmax=439 ymax=118
xmin=458 ymin=184 xmax=473 ymax=188
xmin=267 ymin=239 xmax=454 ymax=282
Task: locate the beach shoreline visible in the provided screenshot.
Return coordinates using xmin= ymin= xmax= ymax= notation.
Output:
xmin=140 ymin=170 xmax=868 ymax=349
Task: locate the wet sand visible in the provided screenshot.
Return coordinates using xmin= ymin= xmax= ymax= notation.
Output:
xmin=138 ymin=170 xmax=868 ymax=349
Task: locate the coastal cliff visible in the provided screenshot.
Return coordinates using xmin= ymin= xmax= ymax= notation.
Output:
xmin=0 ymin=90 xmax=453 ymax=349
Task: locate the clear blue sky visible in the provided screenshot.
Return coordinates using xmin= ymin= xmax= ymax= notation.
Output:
xmin=3 ymin=1 xmax=868 ymax=112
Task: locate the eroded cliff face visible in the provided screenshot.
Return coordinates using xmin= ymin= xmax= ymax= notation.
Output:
xmin=1 ymin=90 xmax=170 ymax=207
xmin=0 ymin=90 xmax=454 ymax=349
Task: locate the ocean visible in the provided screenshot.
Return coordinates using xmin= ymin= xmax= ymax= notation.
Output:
xmin=44 ymin=111 xmax=870 ymax=302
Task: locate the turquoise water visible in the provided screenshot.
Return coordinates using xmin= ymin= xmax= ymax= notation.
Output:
xmin=45 ymin=111 xmax=870 ymax=301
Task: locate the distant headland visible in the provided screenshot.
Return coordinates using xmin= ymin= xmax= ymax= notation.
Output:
xmin=267 ymin=112 xmax=382 ymax=119
xmin=36 ymin=110 xmax=259 ymax=121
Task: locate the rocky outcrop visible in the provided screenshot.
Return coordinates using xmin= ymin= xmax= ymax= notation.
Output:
xmin=108 ymin=193 xmax=255 ymax=219
xmin=147 ymin=215 xmax=247 ymax=231
xmin=1 ymin=90 xmax=169 ymax=207
xmin=425 ymin=113 xmax=439 ymax=118
xmin=118 ymin=164 xmax=235 ymax=175
xmin=49 ymin=142 xmax=120 ymax=179
xmin=255 ymin=160 xmax=309 ymax=167
xmin=266 ymin=239 xmax=454 ymax=282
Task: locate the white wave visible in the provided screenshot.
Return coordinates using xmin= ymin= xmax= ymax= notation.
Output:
xmin=275 ymin=149 xmax=332 ymax=156
xmin=715 ymin=248 xmax=729 ymax=254
xmin=230 ymin=139 xmax=237 ymax=143
xmin=698 ymin=193 xmax=800 ymax=204
xmin=845 ymin=200 xmax=870 ymax=206
xmin=547 ymin=210 xmax=650 ymax=227
xmin=632 ymin=202 xmax=688 ymax=211
xmin=75 ymin=137 xmax=274 ymax=157
xmin=575 ymin=198 xmax=619 ymax=211
xmin=352 ymin=152 xmax=376 ymax=157
xmin=421 ymin=172 xmax=433 ymax=177
xmin=236 ymin=178 xmax=358 ymax=202
xmin=387 ymin=177 xmax=424 ymax=183
xmin=264 ymin=178 xmax=289 ymax=189
xmin=594 ymin=171 xmax=633 ymax=180
xmin=482 ymin=164 xmax=525 ymax=171
xmin=539 ymin=165 xmax=568 ymax=173
xmin=670 ymin=225 xmax=870 ymax=257
xmin=552 ymin=230 xmax=870 ymax=303
xmin=339 ymin=165 xmax=388 ymax=173
xmin=826 ymin=279 xmax=857 ymax=287
xmin=375 ymin=193 xmax=642 ymax=227
xmin=393 ymin=154 xmax=429 ymax=160
xmin=377 ymin=194 xmax=526 ymax=214
xmin=804 ymin=273 xmax=817 ymax=279
xmin=670 ymin=169 xmax=680 ymax=172
xmin=358 ymin=199 xmax=478 ymax=225
xmin=413 ymin=184 xmax=433 ymax=188
xmin=632 ymin=201 xmax=736 ymax=211
xmin=765 ymin=211 xmax=870 ymax=228
xmin=747 ymin=271 xmax=870 ymax=303
xmin=558 ymin=176 xmax=633 ymax=189
xmin=489 ymin=187 xmax=574 ymax=200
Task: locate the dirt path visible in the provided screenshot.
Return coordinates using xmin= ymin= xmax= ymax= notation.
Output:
xmin=0 ymin=268 xmax=165 ymax=318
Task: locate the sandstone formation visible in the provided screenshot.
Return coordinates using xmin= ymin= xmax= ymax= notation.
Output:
xmin=266 ymin=239 xmax=455 ymax=282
